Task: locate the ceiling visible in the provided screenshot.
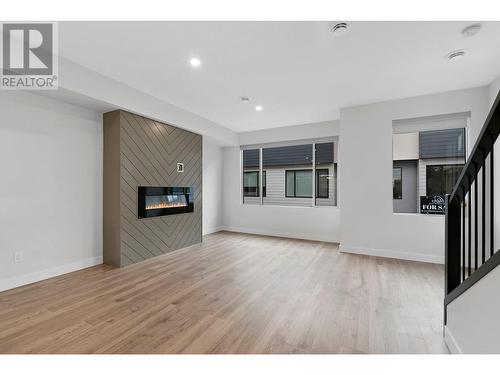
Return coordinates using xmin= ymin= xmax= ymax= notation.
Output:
xmin=59 ymin=21 xmax=500 ymax=132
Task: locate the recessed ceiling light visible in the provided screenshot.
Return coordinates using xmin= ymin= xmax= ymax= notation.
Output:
xmin=446 ymin=50 xmax=466 ymax=61
xmin=329 ymin=22 xmax=351 ymax=37
xmin=189 ymin=58 xmax=201 ymax=67
xmin=240 ymin=96 xmax=251 ymax=103
xmin=462 ymin=24 xmax=481 ymax=37
xmin=255 ymin=105 xmax=263 ymax=112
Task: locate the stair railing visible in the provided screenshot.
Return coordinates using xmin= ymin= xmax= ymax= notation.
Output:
xmin=445 ymin=91 xmax=500 ymax=323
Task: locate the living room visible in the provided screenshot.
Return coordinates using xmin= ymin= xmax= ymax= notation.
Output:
xmin=1 ymin=1 xmax=500 ymax=374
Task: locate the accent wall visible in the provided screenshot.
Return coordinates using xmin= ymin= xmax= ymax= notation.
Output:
xmin=103 ymin=110 xmax=202 ymax=267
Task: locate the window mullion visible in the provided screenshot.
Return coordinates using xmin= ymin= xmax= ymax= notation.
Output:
xmin=259 ymin=148 xmax=263 ymax=205
xmin=312 ymin=143 xmax=316 ymax=206
xmin=241 ymin=150 xmax=244 ymax=204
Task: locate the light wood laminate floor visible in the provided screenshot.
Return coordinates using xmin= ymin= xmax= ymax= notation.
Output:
xmin=0 ymin=232 xmax=448 ymax=354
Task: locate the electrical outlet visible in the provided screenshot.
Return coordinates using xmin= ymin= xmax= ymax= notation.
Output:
xmin=13 ymin=251 xmax=24 ymax=263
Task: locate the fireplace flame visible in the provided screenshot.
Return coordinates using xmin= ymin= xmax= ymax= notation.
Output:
xmin=146 ymin=201 xmax=187 ymax=210
xmin=146 ymin=194 xmax=188 ymax=210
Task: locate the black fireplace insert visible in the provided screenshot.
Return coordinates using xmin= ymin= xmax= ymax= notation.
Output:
xmin=138 ymin=186 xmax=193 ymax=219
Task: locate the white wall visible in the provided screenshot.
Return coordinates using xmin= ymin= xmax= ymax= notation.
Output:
xmin=339 ymin=87 xmax=490 ymax=264
xmin=446 ymin=265 xmax=500 ymax=353
xmin=0 ymin=92 xmax=103 ymax=291
xmin=239 ymin=120 xmax=339 ymax=145
xmin=202 ymin=137 xmax=224 ymax=235
xmin=222 ymin=120 xmax=340 ymax=243
xmin=489 ymin=74 xmax=500 ymax=106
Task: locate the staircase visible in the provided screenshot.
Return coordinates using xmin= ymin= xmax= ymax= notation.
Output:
xmin=445 ymin=91 xmax=500 ymax=327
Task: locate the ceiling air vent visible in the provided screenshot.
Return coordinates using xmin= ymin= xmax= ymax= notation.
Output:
xmin=446 ymin=50 xmax=466 ymax=61
xmin=329 ymin=22 xmax=351 ymax=37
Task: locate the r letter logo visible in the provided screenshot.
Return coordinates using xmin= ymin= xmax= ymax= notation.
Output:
xmin=1 ymin=22 xmax=58 ymax=89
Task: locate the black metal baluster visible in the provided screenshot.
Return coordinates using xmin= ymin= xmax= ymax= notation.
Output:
xmin=445 ymin=195 xmax=462 ymax=296
xmin=491 ymin=147 xmax=495 ymax=257
xmin=462 ymin=191 xmax=466 ymax=281
xmin=482 ymin=161 xmax=486 ymax=265
xmin=468 ymin=188 xmax=472 ymax=277
xmin=474 ymin=166 xmax=478 ymax=271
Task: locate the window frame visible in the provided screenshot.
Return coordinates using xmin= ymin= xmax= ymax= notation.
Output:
xmin=393 ymin=167 xmax=402 ymax=200
xmin=243 ymin=170 xmax=260 ymax=197
xmin=315 ymin=168 xmax=330 ymax=199
xmin=241 ymin=139 xmax=337 ymax=207
xmin=392 ymin=118 xmax=468 ymax=214
xmin=285 ymin=169 xmax=313 ymax=198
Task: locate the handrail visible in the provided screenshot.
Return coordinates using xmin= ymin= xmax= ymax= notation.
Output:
xmin=450 ymin=92 xmax=500 ymax=202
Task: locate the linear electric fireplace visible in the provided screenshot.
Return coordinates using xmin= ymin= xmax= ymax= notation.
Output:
xmin=138 ymin=186 xmax=193 ymax=219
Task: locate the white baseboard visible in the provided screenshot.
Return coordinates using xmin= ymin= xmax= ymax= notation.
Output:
xmin=220 ymin=226 xmax=339 ymax=243
xmin=444 ymin=326 xmax=463 ymax=354
xmin=0 ymin=255 xmax=103 ymax=293
xmin=339 ymin=244 xmax=444 ymax=264
xmin=202 ymin=226 xmax=224 ymax=236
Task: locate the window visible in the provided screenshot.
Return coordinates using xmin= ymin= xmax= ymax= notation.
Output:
xmin=242 ymin=140 xmax=337 ymax=207
xmin=243 ymin=171 xmax=259 ymax=197
xmin=316 ymin=169 xmax=329 ymax=198
xmin=286 ymin=170 xmax=312 ymax=198
xmin=243 ymin=171 xmax=266 ymax=197
xmin=426 ymin=165 xmax=464 ymax=196
xmin=315 ymin=143 xmax=335 ymax=206
xmin=267 ymin=143 xmax=313 ymax=203
xmin=393 ymin=167 xmax=402 ymax=199
xmin=242 ymin=149 xmax=260 ymax=204
xmin=392 ymin=113 xmax=468 ymax=214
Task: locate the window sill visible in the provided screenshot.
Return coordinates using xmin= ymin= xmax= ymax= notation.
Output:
xmin=393 ymin=212 xmax=444 ymax=218
xmin=241 ymin=203 xmax=339 ymax=210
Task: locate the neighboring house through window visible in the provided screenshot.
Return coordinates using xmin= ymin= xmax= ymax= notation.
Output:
xmin=243 ymin=171 xmax=259 ymax=197
xmin=286 ymin=170 xmax=313 ymax=198
xmin=263 ymin=171 xmax=266 ymax=197
xmin=392 ymin=114 xmax=467 ymax=214
xmin=242 ymin=149 xmax=260 ymax=204
xmin=241 ymin=140 xmax=337 ymax=207
xmin=426 ymin=165 xmax=464 ymax=196
xmin=316 ymin=169 xmax=329 ymax=198
xmin=393 ymin=167 xmax=402 ymax=200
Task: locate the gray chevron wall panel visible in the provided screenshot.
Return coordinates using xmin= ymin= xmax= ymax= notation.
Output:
xmin=103 ymin=110 xmax=202 ymax=267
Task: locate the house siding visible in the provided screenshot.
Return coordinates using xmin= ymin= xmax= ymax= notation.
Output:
xmin=243 ymin=164 xmax=337 ymax=207
xmin=242 ymin=142 xmax=336 ymax=206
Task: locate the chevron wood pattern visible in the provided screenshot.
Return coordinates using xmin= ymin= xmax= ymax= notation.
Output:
xmin=103 ymin=110 xmax=202 ymax=267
